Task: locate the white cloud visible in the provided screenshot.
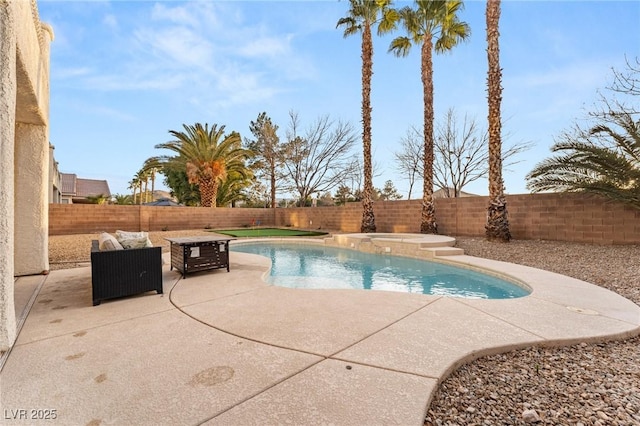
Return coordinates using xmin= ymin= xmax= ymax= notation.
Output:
xmin=103 ymin=13 xmax=118 ymax=30
xmin=150 ymin=3 xmax=201 ymax=28
xmin=238 ymin=34 xmax=293 ymax=58
xmin=48 ymin=1 xmax=319 ymax=113
xmin=84 ymin=72 xmax=186 ymax=91
xmin=53 ymin=66 xmax=92 ymax=79
xmin=511 ymin=62 xmax=607 ymax=91
xmin=134 ymin=26 xmax=214 ymax=69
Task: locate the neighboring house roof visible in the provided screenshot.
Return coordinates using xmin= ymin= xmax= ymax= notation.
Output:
xmin=60 ymin=173 xmax=111 ymax=198
xmin=433 ymin=187 xmax=478 ymax=198
xmin=60 ymin=173 xmax=77 ymax=195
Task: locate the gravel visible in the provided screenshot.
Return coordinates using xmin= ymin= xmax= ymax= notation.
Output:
xmin=48 ymin=230 xmax=215 ymax=270
xmin=48 ymin=232 xmax=640 ymax=425
xmin=426 ymin=237 xmax=640 ymax=426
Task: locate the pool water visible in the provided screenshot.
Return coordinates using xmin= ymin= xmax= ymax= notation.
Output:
xmin=232 ymin=243 xmax=529 ymax=299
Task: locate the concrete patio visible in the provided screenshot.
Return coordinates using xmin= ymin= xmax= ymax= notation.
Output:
xmin=2 ymin=243 xmax=639 ymax=425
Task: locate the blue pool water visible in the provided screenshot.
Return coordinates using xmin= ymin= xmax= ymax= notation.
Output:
xmin=231 ymin=243 xmax=530 ymax=299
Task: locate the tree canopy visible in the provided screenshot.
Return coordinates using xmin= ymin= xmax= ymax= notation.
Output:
xmin=526 ymin=60 xmax=640 ymax=210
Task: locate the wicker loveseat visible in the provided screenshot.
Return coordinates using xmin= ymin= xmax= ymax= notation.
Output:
xmin=90 ymin=240 xmax=163 ymax=306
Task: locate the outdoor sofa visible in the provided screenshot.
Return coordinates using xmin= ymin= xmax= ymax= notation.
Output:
xmin=90 ymin=237 xmax=163 ymax=306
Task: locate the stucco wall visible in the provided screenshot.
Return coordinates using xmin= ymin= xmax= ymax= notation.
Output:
xmin=0 ymin=0 xmax=52 ymax=351
xmin=14 ymin=123 xmax=49 ymax=275
xmin=0 ymin=0 xmax=18 ymax=351
xmin=50 ymin=193 xmax=639 ymax=244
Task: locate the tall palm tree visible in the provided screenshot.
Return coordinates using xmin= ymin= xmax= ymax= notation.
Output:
xmin=137 ymin=169 xmax=150 ymax=203
xmin=128 ymin=176 xmax=140 ymax=204
xmin=143 ymin=157 xmax=163 ymax=203
xmin=389 ymin=0 xmax=470 ymax=234
xmin=485 ymin=0 xmax=510 ymax=241
xmin=154 ymin=123 xmax=251 ymax=207
xmin=337 ymin=0 xmax=399 ymax=233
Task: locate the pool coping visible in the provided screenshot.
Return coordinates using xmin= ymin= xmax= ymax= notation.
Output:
xmin=3 ymin=234 xmax=640 ymax=425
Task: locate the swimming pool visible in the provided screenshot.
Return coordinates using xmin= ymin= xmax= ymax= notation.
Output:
xmin=231 ymin=242 xmax=530 ymax=299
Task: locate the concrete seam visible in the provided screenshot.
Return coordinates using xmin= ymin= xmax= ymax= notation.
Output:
xmin=0 ymin=273 xmax=48 ymax=372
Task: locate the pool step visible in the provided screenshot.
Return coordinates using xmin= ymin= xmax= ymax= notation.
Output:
xmin=324 ymin=233 xmax=464 ymax=258
xmin=419 ymin=247 xmax=465 ymax=256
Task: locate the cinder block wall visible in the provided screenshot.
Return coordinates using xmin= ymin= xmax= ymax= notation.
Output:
xmin=276 ymin=193 xmax=640 ymax=244
xmin=49 ymin=193 xmax=640 ymax=244
xmin=49 ymin=205 xmax=275 ymax=235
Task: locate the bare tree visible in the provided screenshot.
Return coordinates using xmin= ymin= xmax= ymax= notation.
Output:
xmin=337 ymin=155 xmax=384 ymax=201
xmin=281 ymin=112 xmax=358 ymax=206
xmin=393 ymin=126 xmax=422 ymax=200
xmin=394 ymin=108 xmax=532 ymax=197
xmin=610 ymin=56 xmax=640 ymax=97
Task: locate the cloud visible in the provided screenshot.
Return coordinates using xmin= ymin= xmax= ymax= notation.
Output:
xmin=238 ymin=34 xmax=293 ymax=58
xmin=133 ymin=26 xmax=214 ymax=69
xmin=53 ymin=66 xmax=92 ymax=79
xmin=103 ymin=13 xmax=118 ymax=30
xmin=47 ymin=1 xmax=319 ymax=113
xmin=150 ymin=3 xmax=203 ymax=28
xmin=510 ymin=62 xmax=608 ymax=92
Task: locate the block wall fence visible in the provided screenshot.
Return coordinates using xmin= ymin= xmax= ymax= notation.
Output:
xmin=49 ymin=193 xmax=640 ymax=244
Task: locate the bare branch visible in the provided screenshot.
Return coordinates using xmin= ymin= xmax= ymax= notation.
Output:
xmin=281 ymin=112 xmax=358 ymax=206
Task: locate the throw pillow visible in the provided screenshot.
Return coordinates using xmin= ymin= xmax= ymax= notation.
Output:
xmin=115 ymin=230 xmax=153 ymax=249
xmin=98 ymin=232 xmax=124 ymax=251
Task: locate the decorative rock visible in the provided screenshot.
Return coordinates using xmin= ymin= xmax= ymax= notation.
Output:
xmin=522 ymin=409 xmax=542 ymax=423
xmin=424 ymin=237 xmax=640 ymax=425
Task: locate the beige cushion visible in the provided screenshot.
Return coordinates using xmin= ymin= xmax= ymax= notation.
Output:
xmin=98 ymin=232 xmax=124 ymax=251
xmin=115 ymin=230 xmax=153 ymax=249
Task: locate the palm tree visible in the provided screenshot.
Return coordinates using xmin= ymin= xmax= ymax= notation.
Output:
xmin=154 ymin=123 xmax=251 ymax=207
xmin=526 ymin=111 xmax=640 ymax=210
xmin=113 ymin=194 xmax=133 ymax=205
xmin=389 ymin=0 xmax=470 ymax=234
xmin=337 ymin=0 xmax=399 ymax=233
xmin=143 ymin=157 xmax=163 ymax=203
xmin=485 ymin=0 xmax=510 ymax=241
xmin=128 ymin=176 xmax=140 ymax=204
xmin=216 ymin=169 xmax=254 ymax=207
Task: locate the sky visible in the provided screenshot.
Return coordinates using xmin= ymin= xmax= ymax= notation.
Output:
xmin=38 ymin=0 xmax=640 ymax=200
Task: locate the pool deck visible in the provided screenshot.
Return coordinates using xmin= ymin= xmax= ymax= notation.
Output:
xmin=2 ymin=235 xmax=640 ymax=425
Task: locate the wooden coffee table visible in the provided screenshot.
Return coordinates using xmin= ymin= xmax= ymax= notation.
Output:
xmin=165 ymin=235 xmax=235 ymax=278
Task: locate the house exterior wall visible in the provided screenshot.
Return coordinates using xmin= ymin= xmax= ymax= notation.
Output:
xmin=14 ymin=123 xmax=49 ymax=275
xmin=49 ymin=144 xmax=61 ymax=203
xmin=49 ymin=193 xmax=640 ymax=244
xmin=0 ymin=0 xmax=52 ymax=351
xmin=0 ymin=0 xmax=18 ymax=351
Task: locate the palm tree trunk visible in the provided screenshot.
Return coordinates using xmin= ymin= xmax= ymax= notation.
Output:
xmin=199 ymin=176 xmax=216 ymax=208
xmin=420 ymin=34 xmax=437 ymax=234
xmin=485 ymin=0 xmax=511 ymax=242
xmin=150 ymin=171 xmax=156 ymax=202
xmin=360 ymin=22 xmax=376 ymax=233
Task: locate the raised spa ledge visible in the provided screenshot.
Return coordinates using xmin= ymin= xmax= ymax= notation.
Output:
xmin=325 ymin=233 xmax=464 ymax=258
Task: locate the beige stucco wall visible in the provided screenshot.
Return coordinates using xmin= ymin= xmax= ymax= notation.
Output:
xmin=0 ymin=0 xmax=52 ymax=351
xmin=14 ymin=123 xmax=49 ymax=275
xmin=0 ymin=0 xmax=18 ymax=352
